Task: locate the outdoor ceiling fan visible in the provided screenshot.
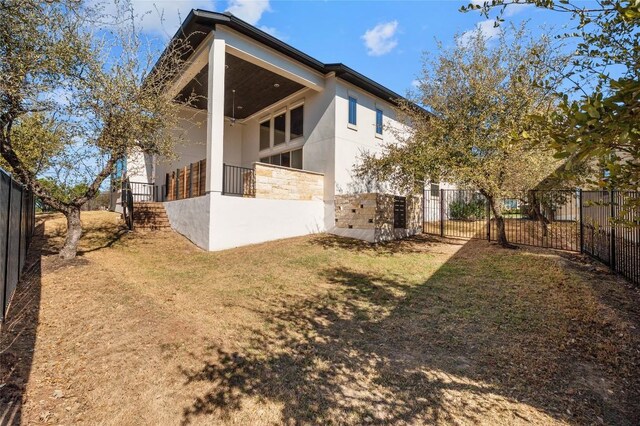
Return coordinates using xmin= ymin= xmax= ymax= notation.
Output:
xmin=226 ymin=89 xmax=241 ymax=127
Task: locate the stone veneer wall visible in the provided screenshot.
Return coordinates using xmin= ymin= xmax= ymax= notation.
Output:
xmin=334 ymin=193 xmax=423 ymax=242
xmin=254 ymin=163 xmax=324 ymax=201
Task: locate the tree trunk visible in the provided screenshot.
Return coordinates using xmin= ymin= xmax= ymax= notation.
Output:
xmin=528 ymin=191 xmax=550 ymax=237
xmin=59 ymin=207 xmax=82 ymax=259
xmin=488 ymin=196 xmax=517 ymax=249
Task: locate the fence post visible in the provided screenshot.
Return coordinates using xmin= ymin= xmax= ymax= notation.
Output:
xmin=578 ymin=189 xmax=583 ymax=254
xmin=188 ymin=163 xmax=193 ymax=198
xmin=609 ymin=190 xmax=616 ymax=270
xmin=486 ymin=197 xmax=491 ymax=241
xmin=421 ymin=181 xmax=426 ymax=234
xmin=439 ymin=189 xmax=444 ymax=237
xmin=175 ymin=168 xmax=180 ymax=200
xmin=222 ymin=163 xmax=226 ymax=195
xmin=3 ymin=182 xmax=12 ymax=321
xmin=17 ymin=189 xmax=23 ymax=276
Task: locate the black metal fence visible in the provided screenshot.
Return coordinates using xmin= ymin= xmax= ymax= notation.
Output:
xmin=581 ymin=191 xmax=639 ymax=284
xmin=127 ymin=181 xmax=165 ymax=202
xmin=222 ymin=163 xmax=255 ymax=197
xmin=424 ymin=188 xmax=639 ymax=285
xmin=0 ymin=169 xmax=36 ymax=322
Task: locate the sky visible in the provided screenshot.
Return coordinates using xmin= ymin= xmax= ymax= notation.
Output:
xmin=116 ymin=0 xmax=582 ymax=97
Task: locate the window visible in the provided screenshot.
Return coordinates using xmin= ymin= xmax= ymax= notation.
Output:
xmin=259 ymin=148 xmax=303 ymax=170
xmin=259 ymin=103 xmax=305 ymax=152
xmin=291 ymin=149 xmax=303 ymax=169
xmin=274 ymin=112 xmax=286 ymax=146
xmin=113 ymin=158 xmax=126 ymax=179
xmin=281 ymin=151 xmax=291 ymax=168
xmin=430 ymin=183 xmax=440 ymax=197
xmin=270 ymin=154 xmax=281 ymax=166
xmin=290 ymin=105 xmax=304 ymax=140
xmin=348 ymin=96 xmax=357 ymax=126
xmin=259 ymin=120 xmax=270 ymax=150
xmin=375 ymin=108 xmax=383 ymax=135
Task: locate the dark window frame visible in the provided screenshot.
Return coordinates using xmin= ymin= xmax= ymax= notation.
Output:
xmin=259 ymin=119 xmax=271 ymax=150
xmin=290 ymin=104 xmax=304 ymax=140
xmin=348 ymin=96 xmax=357 ymax=126
xmin=375 ymin=108 xmax=383 ymax=135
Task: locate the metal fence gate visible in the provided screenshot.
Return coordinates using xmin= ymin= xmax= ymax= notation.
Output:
xmin=424 ymin=188 xmax=639 ymax=285
xmin=0 ymin=168 xmax=36 ymax=322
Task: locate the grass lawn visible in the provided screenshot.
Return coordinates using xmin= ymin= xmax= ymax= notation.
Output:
xmin=1 ymin=211 xmax=639 ymax=425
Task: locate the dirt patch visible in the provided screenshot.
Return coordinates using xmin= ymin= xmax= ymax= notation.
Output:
xmin=1 ymin=211 xmax=638 ymax=425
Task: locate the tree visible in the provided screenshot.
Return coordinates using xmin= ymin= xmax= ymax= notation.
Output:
xmin=0 ymin=0 xmax=196 ymax=258
xmin=463 ymin=1 xmax=639 ymax=210
xmin=355 ymin=27 xmax=565 ymax=247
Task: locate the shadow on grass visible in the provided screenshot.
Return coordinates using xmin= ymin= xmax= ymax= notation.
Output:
xmin=310 ymin=233 xmax=467 ymax=256
xmin=180 ymin=238 xmax=640 ymax=425
xmin=0 ymin=222 xmax=45 ymax=425
xmin=43 ymin=223 xmax=128 ymax=256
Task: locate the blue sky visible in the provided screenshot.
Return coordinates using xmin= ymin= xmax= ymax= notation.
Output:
xmin=110 ymin=0 xmax=581 ymax=95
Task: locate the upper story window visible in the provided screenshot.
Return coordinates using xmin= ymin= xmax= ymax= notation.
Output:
xmin=259 ymin=120 xmax=270 ymax=150
xmin=274 ymin=112 xmax=286 ymax=146
xmin=375 ymin=108 xmax=383 ymax=135
xmin=348 ymin=96 xmax=357 ymax=126
xmin=259 ymin=103 xmax=304 ymax=152
xmin=290 ymin=105 xmax=304 ymax=140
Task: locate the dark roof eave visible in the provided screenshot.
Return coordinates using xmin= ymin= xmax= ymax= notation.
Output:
xmin=163 ymin=10 xmax=429 ymax=115
xmin=192 ymin=10 xmax=326 ymax=73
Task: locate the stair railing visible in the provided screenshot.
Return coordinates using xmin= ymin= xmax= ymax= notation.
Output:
xmin=122 ymin=177 xmax=134 ymax=231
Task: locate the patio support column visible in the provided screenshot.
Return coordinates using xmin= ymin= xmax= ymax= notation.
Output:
xmin=206 ymin=36 xmax=226 ymax=193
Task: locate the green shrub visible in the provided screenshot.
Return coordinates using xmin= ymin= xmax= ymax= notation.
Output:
xmin=449 ymin=198 xmax=486 ymax=220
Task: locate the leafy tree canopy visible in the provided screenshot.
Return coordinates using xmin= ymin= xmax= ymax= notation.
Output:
xmin=356 ymin=26 xmax=566 ymax=247
xmin=0 ymin=0 xmax=197 ymax=258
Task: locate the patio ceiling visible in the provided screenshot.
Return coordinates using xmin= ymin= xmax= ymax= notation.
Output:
xmin=176 ymin=53 xmax=305 ymax=120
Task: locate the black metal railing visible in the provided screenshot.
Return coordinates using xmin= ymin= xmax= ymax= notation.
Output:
xmin=581 ymin=190 xmax=639 ymax=285
xmin=423 ymin=188 xmax=639 ymax=285
xmin=222 ymin=163 xmax=255 ymax=197
xmin=122 ymin=178 xmax=134 ymax=231
xmin=1 ymin=168 xmax=36 ymax=322
xmin=127 ymin=181 xmax=164 ymax=202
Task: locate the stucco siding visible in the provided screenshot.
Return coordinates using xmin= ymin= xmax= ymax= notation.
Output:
xmin=208 ymin=194 xmax=325 ymax=251
xmin=163 ymin=194 xmax=211 ymax=250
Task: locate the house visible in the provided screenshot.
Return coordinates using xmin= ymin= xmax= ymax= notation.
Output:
xmin=114 ymin=10 xmax=424 ymax=251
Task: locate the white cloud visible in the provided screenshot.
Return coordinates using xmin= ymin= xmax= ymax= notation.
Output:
xmin=411 ymin=79 xmax=421 ymax=88
xmin=503 ymin=2 xmax=533 ymax=17
xmin=259 ymin=25 xmax=287 ymax=41
xmin=361 ymin=20 xmax=399 ymax=57
xmin=226 ymin=0 xmax=270 ymax=25
xmin=459 ymin=19 xmax=501 ymax=46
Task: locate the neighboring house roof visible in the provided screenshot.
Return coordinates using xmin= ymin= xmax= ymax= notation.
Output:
xmin=167 ymin=9 xmax=418 ymax=109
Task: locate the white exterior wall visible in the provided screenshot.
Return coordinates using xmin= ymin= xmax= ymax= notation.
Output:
xmin=163 ymin=195 xmax=211 ymax=249
xmin=156 ymin=107 xmax=208 ymax=185
xmin=326 ymin=79 xmax=408 ymax=236
xmin=208 ymin=194 xmax=325 ymax=251
xmin=332 ymin=80 xmax=406 ymax=195
xmin=126 ymin=149 xmax=153 ymax=183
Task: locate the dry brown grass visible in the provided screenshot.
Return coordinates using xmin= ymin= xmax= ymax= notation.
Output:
xmin=1 ymin=211 xmax=639 ymax=425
